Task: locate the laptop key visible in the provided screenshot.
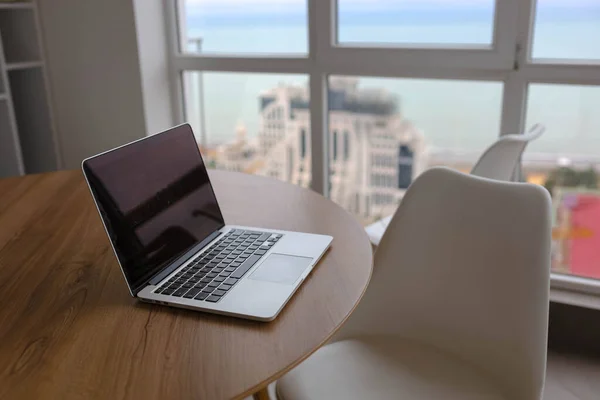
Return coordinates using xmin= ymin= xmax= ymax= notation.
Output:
xmin=206 ymin=295 xmax=221 ymax=303
xmin=161 ymin=289 xmax=175 ymax=295
xmin=195 ymin=292 xmax=209 ymax=301
xmin=255 ymin=250 xmax=267 ymax=256
xmin=214 ymin=277 xmax=225 ymax=282
xmin=257 ymin=233 xmax=271 ymax=242
xmin=224 ymin=277 xmax=239 ymax=285
xmin=213 ymin=289 xmax=227 ymax=296
xmin=173 ymin=288 xmax=188 ymax=297
xmin=184 ymin=288 xmax=201 ymax=298
xmin=231 ymin=255 xmax=261 ymax=279
xmin=218 ymin=283 xmax=232 ymax=291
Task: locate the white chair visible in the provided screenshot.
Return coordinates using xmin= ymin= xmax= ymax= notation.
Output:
xmin=365 ymin=124 xmax=545 ymax=246
xmin=277 ymin=167 xmax=552 ymax=400
xmin=471 ymin=123 xmax=545 ymax=181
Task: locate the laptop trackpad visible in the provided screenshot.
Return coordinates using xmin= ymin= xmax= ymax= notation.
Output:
xmin=249 ymin=253 xmax=312 ymax=285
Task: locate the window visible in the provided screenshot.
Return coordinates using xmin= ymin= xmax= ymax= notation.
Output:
xmin=300 ymin=128 xmax=306 ymax=159
xmin=179 ymin=0 xmax=308 ymax=54
xmin=337 ymin=0 xmax=496 ymax=46
xmin=532 ymin=0 xmax=600 ymax=60
xmin=332 ymin=130 xmax=338 ymax=161
xmin=181 ymin=71 xmax=310 ymax=184
xmin=168 ymin=0 xmax=600 ymax=291
xmin=523 ymin=83 xmax=600 ymax=282
xmin=398 ymin=145 xmax=414 ymax=189
xmin=343 ymin=131 xmax=350 ymax=161
xmin=327 ymin=76 xmax=501 ymax=223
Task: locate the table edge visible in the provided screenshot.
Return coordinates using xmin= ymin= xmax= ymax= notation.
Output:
xmin=234 ymin=245 xmax=374 ymax=400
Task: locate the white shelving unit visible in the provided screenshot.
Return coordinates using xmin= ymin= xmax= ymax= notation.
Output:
xmin=0 ymin=1 xmax=59 ymax=178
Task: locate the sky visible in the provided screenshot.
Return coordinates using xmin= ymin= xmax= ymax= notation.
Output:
xmin=183 ymin=0 xmax=600 ymax=19
xmin=181 ymin=0 xmax=600 ymax=156
xmin=184 ymin=0 xmax=599 ymax=10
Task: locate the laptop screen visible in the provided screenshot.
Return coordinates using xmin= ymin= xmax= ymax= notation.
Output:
xmin=83 ymin=124 xmax=225 ymax=294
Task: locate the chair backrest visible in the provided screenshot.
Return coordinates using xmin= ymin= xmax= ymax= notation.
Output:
xmin=471 ymin=124 xmax=545 ymax=181
xmin=337 ymin=167 xmax=552 ymax=399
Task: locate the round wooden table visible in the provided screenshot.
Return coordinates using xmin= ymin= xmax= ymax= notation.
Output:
xmin=0 ymin=170 xmax=373 ymax=400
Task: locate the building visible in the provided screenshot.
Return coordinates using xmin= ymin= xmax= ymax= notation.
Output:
xmin=209 ymin=125 xmax=263 ymax=174
xmin=257 ymin=78 xmax=427 ymax=223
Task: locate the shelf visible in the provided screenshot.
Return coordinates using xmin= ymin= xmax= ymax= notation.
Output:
xmin=0 ymin=7 xmax=41 ymax=64
xmin=0 ymin=96 xmax=24 ymax=177
xmin=0 ymin=2 xmax=34 ymax=10
xmin=8 ymin=67 xmax=57 ymax=174
xmin=6 ymin=60 xmax=42 ymax=70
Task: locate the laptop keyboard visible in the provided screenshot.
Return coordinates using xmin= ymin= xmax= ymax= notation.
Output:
xmin=154 ymin=229 xmax=282 ymax=303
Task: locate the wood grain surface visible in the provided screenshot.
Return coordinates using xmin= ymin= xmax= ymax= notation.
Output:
xmin=0 ymin=170 xmax=372 ymax=400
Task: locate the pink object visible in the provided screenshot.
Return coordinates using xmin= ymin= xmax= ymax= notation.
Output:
xmin=569 ymin=195 xmax=600 ymax=279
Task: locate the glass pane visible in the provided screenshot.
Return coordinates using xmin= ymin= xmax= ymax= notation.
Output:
xmin=180 ymin=0 xmax=308 ymax=54
xmin=337 ymin=0 xmax=495 ymax=46
xmin=328 ymin=76 xmax=503 ymax=225
xmin=183 ymin=72 xmax=310 ymax=185
xmin=532 ymin=0 xmax=600 ymax=60
xmin=524 ymin=84 xmax=600 ymax=281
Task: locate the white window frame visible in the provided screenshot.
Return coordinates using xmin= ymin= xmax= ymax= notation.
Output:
xmin=164 ymin=0 xmax=600 ymax=301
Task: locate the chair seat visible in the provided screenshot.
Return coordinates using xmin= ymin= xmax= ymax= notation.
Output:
xmin=277 ymin=337 xmax=508 ymax=400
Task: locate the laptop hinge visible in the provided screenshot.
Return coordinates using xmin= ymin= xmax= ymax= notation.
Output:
xmin=135 ymin=229 xmax=224 ymax=295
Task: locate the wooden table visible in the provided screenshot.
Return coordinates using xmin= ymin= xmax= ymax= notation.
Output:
xmin=0 ymin=170 xmax=373 ymax=400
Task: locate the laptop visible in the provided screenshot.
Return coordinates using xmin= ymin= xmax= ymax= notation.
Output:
xmin=82 ymin=124 xmax=332 ymax=321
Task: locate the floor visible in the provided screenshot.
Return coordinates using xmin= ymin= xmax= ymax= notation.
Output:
xmin=544 ymin=351 xmax=600 ymax=400
xmin=252 ymin=350 xmax=600 ymax=399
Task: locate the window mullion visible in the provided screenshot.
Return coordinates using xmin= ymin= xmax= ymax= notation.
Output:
xmin=516 ymin=0 xmax=537 ymax=67
xmin=499 ymin=0 xmax=536 ymax=136
xmin=500 ymin=73 xmax=528 ymax=135
xmin=308 ymin=0 xmax=332 ymax=196
xmin=172 ymin=56 xmax=311 ymax=74
xmin=493 ymin=0 xmax=521 ymax=69
xmin=165 ymin=0 xmax=185 ymax=124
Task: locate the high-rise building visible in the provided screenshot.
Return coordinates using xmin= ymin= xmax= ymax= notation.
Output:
xmin=257 ymin=78 xmax=427 ymax=223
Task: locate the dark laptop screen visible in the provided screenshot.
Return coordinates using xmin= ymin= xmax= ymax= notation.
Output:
xmin=83 ymin=124 xmax=225 ymax=294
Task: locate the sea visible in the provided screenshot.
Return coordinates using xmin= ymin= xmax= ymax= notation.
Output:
xmin=184 ymin=4 xmax=600 ymax=158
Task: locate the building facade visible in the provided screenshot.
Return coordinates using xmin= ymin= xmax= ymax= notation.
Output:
xmin=257 ymin=78 xmax=427 ymax=223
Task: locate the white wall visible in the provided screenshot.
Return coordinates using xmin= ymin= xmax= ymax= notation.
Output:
xmin=133 ymin=0 xmax=174 ymax=135
xmin=37 ymin=0 xmax=172 ymax=169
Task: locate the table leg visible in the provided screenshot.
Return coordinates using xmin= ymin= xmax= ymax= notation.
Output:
xmin=252 ymin=387 xmax=270 ymax=400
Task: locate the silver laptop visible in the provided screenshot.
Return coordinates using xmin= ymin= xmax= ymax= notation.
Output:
xmin=82 ymin=124 xmax=332 ymax=321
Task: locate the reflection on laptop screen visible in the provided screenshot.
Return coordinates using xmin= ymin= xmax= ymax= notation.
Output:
xmin=83 ymin=124 xmax=225 ymax=293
